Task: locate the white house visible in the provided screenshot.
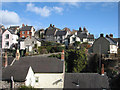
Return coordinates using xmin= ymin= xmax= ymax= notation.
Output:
xmin=2 ymin=29 xmax=18 ymax=49
xmin=67 ymin=34 xmax=80 ymax=46
xmin=2 ymin=56 xmax=65 ymax=88
xmin=23 ymin=36 xmax=41 ymax=52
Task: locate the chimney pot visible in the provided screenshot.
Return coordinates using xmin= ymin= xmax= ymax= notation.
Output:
xmin=22 ymin=24 xmax=25 ymax=27
xmin=16 ymin=49 xmax=20 ymax=60
xmin=101 ymin=64 xmax=104 ymax=76
xmin=61 ymin=50 xmax=64 ymax=61
xmin=109 ymin=34 xmax=113 ymax=38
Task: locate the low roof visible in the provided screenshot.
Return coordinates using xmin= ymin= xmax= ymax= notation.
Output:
xmin=2 ymin=66 xmax=30 ymax=81
xmin=64 ymin=73 xmax=109 ymax=88
xmin=2 ymin=56 xmax=63 ymax=81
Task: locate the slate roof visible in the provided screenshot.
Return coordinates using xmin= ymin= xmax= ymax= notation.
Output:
xmin=20 ymin=26 xmax=33 ymax=31
xmin=10 ymin=26 xmax=19 ymax=28
xmin=13 ymin=56 xmax=63 ymax=73
xmin=56 ymin=31 xmax=67 ymax=36
xmin=2 ymin=56 xmax=63 ymax=81
xmin=64 ymin=73 xmax=109 ymax=88
xmin=2 ymin=65 xmax=30 ymax=81
xmin=106 ymin=37 xmax=117 ymax=45
xmin=45 ymin=27 xmax=57 ymax=36
xmin=1 ymin=28 xmax=6 ymax=34
xmin=77 ymin=32 xmax=87 ymax=38
xmin=8 ymin=29 xmax=16 ymax=34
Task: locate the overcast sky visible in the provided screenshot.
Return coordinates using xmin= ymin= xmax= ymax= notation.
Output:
xmin=0 ymin=2 xmax=118 ymax=38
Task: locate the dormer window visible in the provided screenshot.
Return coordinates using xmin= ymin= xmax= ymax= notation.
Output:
xmin=6 ymin=34 xmax=9 ymax=39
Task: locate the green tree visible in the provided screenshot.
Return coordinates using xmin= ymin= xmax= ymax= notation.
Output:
xmin=65 ymin=49 xmax=87 ymax=73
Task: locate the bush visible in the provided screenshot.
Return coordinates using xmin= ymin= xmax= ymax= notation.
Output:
xmin=19 ymin=85 xmax=38 ymax=90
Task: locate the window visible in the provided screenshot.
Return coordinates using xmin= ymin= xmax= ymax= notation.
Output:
xmin=6 ymin=34 xmax=9 ymax=39
xmin=5 ymin=41 xmax=9 ymax=46
xmin=22 ymin=31 xmax=25 ymax=34
xmin=22 ymin=36 xmax=25 ymax=38
xmin=35 ymin=77 xmax=39 ymax=83
xmin=72 ymin=37 xmax=76 ymax=41
xmin=27 ymin=31 xmax=29 ymax=34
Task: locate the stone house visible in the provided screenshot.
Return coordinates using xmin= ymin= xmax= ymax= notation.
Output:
xmin=44 ymin=24 xmax=59 ymax=42
xmin=92 ymin=34 xmax=118 ymax=55
xmin=19 ymin=36 xmax=41 ymax=52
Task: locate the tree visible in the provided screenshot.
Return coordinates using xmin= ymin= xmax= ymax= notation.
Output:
xmin=65 ymin=48 xmax=87 ymax=73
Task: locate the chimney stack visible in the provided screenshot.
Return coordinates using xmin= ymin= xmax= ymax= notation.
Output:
xmin=79 ymin=27 xmax=82 ymax=32
xmin=50 ymin=24 xmax=52 ymax=27
xmin=106 ymin=34 xmax=109 ymax=38
xmin=100 ymin=34 xmax=104 ymax=37
xmin=22 ymin=24 xmax=25 ymax=27
xmin=30 ymin=32 xmax=32 ymax=39
xmin=61 ymin=50 xmax=64 ymax=61
xmin=53 ymin=25 xmax=55 ymax=28
xmin=109 ymin=34 xmax=113 ymax=38
xmin=4 ymin=51 xmax=8 ymax=67
xmin=16 ymin=49 xmax=20 ymax=60
xmin=101 ymin=64 xmax=104 ymax=76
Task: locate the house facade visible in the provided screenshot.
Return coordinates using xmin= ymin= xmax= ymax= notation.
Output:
xmin=45 ymin=24 xmax=59 ymax=42
xmin=21 ymin=36 xmax=41 ymax=52
xmin=77 ymin=27 xmax=94 ymax=45
xmin=20 ymin=24 xmax=35 ymax=38
xmin=2 ymin=29 xmax=18 ymax=49
xmin=93 ymin=34 xmax=118 ymax=55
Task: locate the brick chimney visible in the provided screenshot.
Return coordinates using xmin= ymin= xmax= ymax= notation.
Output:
xmin=16 ymin=49 xmax=20 ymax=60
xmin=101 ymin=64 xmax=104 ymax=76
xmin=30 ymin=32 xmax=32 ymax=39
xmin=61 ymin=50 xmax=65 ymax=74
xmin=22 ymin=24 xmax=25 ymax=27
xmin=61 ymin=50 xmax=64 ymax=61
xmin=4 ymin=51 xmax=8 ymax=67
xmin=109 ymin=34 xmax=113 ymax=38
xmin=100 ymin=34 xmax=104 ymax=37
